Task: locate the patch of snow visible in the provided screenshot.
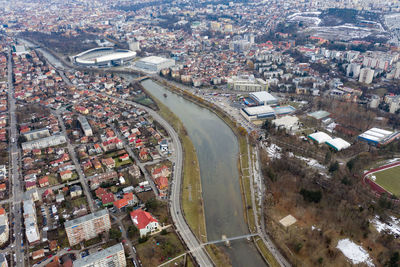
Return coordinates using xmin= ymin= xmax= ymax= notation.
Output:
xmin=371 ymin=215 xmax=400 ymax=237
xmin=266 ymin=143 xmax=282 ymax=159
xmin=336 ymin=239 xmax=374 ymax=267
xmin=311 ymin=225 xmax=321 ymax=231
xmin=296 ymin=155 xmax=326 ymax=170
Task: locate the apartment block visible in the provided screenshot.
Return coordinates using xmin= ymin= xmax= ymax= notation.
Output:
xmin=73 ymin=243 xmax=126 ymax=267
xmin=65 ymin=209 xmax=111 ymax=246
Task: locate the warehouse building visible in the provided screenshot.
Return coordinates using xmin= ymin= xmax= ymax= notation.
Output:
xmin=358 ymin=127 xmax=400 ymax=146
xmin=326 ymin=138 xmax=351 ymax=151
xmin=308 ymin=132 xmax=332 ymax=144
xmin=135 ymin=56 xmax=175 ymax=72
xmin=241 ymin=105 xmax=275 ymax=121
xmin=272 ymin=115 xmax=300 ymax=133
xmin=249 ymin=91 xmax=278 ymax=106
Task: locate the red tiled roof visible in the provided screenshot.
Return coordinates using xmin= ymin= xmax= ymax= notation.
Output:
xmin=113 ymin=198 xmax=128 ymax=209
xmin=101 ymin=192 xmax=115 ymax=205
xmin=130 ymin=209 xmax=158 ymax=230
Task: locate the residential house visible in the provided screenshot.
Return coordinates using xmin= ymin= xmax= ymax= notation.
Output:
xmin=101 ymin=158 xmax=115 ymax=169
xmin=38 ymin=177 xmax=49 ymax=188
xmin=101 ymin=193 xmax=115 ymax=206
xmin=60 ymin=170 xmax=72 ymax=181
xmin=152 ymin=166 xmax=171 ymax=179
xmin=130 ymin=209 xmax=160 ymax=237
xmin=70 ymin=185 xmax=82 ymax=198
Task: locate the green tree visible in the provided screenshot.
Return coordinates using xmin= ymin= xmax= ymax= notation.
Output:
xmin=127 ymin=225 xmax=138 ymax=238
xmin=328 ymin=161 xmax=339 ymax=173
xmin=145 ymin=198 xmax=160 ymax=211
xmin=109 ymin=228 xmax=122 ymax=240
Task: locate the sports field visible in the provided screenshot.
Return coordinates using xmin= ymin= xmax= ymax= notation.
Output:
xmin=373 ymin=165 xmax=400 ymax=196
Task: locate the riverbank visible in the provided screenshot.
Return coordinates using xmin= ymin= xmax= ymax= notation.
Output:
xmin=142 ymin=85 xmax=233 ymax=267
xmin=144 ymin=88 xmax=207 ymax=242
xmin=152 ymin=78 xmax=278 ymax=266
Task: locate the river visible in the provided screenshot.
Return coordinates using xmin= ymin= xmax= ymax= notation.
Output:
xmin=141 ymin=79 xmax=266 ymax=267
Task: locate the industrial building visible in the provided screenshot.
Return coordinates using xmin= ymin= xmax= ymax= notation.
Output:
xmin=21 ymin=135 xmax=67 ymax=150
xmin=78 ymin=116 xmax=93 ymax=137
xmin=73 ymin=243 xmax=126 ymax=267
xmin=326 ymin=138 xmax=351 ymax=151
xmin=308 ymin=110 xmax=330 ymax=120
xmin=249 ymin=91 xmax=278 ymax=106
xmin=308 ymin=132 xmax=332 ymax=144
xmin=358 ymin=127 xmax=400 ymax=146
xmin=227 ymin=75 xmax=268 ymax=92
xmin=65 ymin=209 xmax=111 ymax=246
xmin=241 ymin=105 xmax=275 ymax=121
xmin=73 ymin=47 xmax=136 ymax=67
xmin=272 ymin=115 xmax=300 ymax=132
xmin=135 ymin=56 xmax=175 ymax=72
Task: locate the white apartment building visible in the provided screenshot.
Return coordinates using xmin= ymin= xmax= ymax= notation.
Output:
xmin=359 ymin=68 xmax=374 ymax=84
xmin=73 ymin=243 xmax=126 ymax=267
xmin=65 ymin=209 xmax=111 ymax=246
xmin=227 ymin=75 xmax=268 ymax=92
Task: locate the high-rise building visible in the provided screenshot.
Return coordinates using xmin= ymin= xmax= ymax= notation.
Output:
xmin=65 ymin=209 xmax=111 ymax=246
xmin=23 ymin=199 xmax=40 ymax=244
xmin=73 ymin=243 xmax=126 ymax=267
xmin=78 ymin=116 xmax=93 ymax=137
xmin=359 ymin=68 xmax=374 ymax=84
xmin=346 ymin=63 xmax=361 ymax=78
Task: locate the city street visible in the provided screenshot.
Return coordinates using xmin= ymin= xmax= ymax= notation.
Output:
xmin=7 ymin=48 xmax=25 ymax=267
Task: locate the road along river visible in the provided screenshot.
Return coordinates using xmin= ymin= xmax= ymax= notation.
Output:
xmin=141 ymin=79 xmax=266 ymax=267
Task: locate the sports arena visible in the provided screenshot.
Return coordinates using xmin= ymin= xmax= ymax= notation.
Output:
xmin=73 ymin=47 xmax=136 ymax=67
xmin=363 ymin=161 xmax=400 ymax=197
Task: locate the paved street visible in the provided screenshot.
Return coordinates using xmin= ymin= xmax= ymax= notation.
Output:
xmin=7 ymin=48 xmax=25 ymax=267
xmin=54 ymin=111 xmax=95 ymax=213
xmin=108 ymin=125 xmax=160 ymax=198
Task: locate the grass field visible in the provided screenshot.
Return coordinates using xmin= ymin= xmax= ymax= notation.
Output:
xmin=373 ymin=165 xmax=400 ymax=196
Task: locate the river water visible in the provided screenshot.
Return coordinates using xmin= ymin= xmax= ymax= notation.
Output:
xmin=141 ymin=80 xmax=266 ymax=267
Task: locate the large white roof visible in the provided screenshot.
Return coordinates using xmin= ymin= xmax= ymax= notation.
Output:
xmin=138 ymin=56 xmax=172 ymax=64
xmin=75 ymin=47 xmax=136 ymax=64
xmin=308 ymin=131 xmax=332 ymax=144
xmin=359 ymin=127 xmax=394 ymax=142
xmin=243 ymin=105 xmax=274 ymax=116
xmin=250 ymin=91 xmax=277 ymax=103
xmin=326 ymin=138 xmax=351 ymax=151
